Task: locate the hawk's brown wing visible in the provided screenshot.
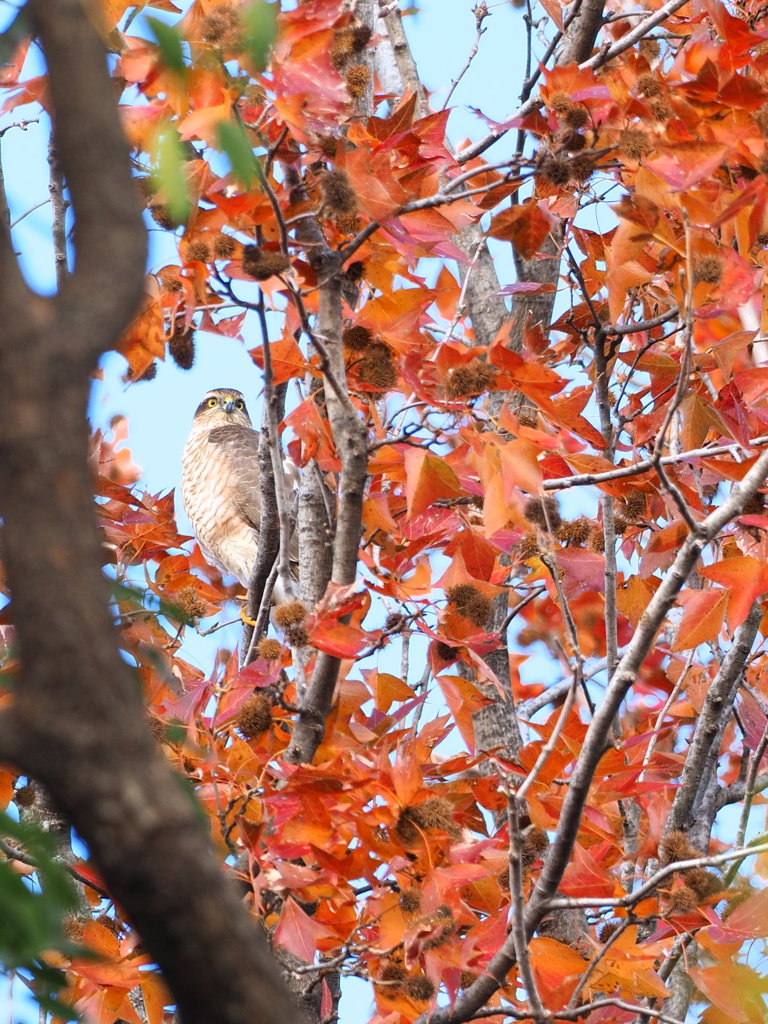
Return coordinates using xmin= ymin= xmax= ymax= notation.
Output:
xmin=207 ymin=424 xmax=262 ymax=530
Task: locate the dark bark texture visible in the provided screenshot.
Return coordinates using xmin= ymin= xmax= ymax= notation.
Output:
xmin=0 ymin=4 xmax=302 ymax=1023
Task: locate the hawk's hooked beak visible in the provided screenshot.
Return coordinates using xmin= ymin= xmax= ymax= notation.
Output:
xmin=223 ymin=399 xmax=235 ymax=414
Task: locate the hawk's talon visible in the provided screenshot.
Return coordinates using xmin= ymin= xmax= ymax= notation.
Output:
xmin=240 ymin=605 xmax=258 ymax=628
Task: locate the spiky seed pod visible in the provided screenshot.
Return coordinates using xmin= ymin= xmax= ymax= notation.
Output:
xmin=637 ymin=72 xmax=663 ymax=97
xmin=523 ymin=496 xmax=562 ymax=532
xmin=242 ymin=246 xmax=291 ymax=281
xmin=396 ymin=796 xmax=460 ymax=844
xmin=146 ymin=714 xmax=165 ymax=742
xmin=330 ymin=29 xmax=354 ymax=70
xmin=597 ymin=920 xmax=619 ymax=943
xmin=650 ymin=98 xmax=672 ymax=121
xmin=623 ymin=490 xmax=647 ymax=519
xmin=684 ymin=868 xmax=722 ymax=900
xmin=668 ymin=885 xmax=698 ymax=913
xmin=201 ymin=6 xmax=240 ymax=46
xmin=434 ymin=640 xmax=458 ymax=664
xmin=14 ymin=784 xmax=35 ymax=808
xmin=570 ymin=154 xmax=596 ymax=182
xmin=322 ymin=170 xmax=357 ymax=214
xmin=174 ymin=584 xmax=207 ymax=623
xmin=722 ymin=878 xmax=753 ymax=916
xmin=564 ymin=105 xmax=589 ymax=129
xmin=213 ymin=233 xmax=235 ymax=258
xmin=660 ymin=829 xmax=696 ymax=863
xmin=342 ymin=324 xmax=373 ymax=351
xmin=149 ymin=202 xmax=174 ymax=230
xmin=618 ymin=128 xmax=651 ymax=159
xmin=350 ymin=24 xmax=373 ymax=51
xmin=446 ymin=583 xmax=492 ymax=627
xmin=273 ymin=600 xmax=308 ymax=628
xmin=379 ymin=962 xmax=407 ymax=985
xmin=335 ymin=211 xmax=362 ymax=235
xmin=613 ymin=514 xmax=629 ymax=535
xmin=345 ymin=63 xmax=371 ymax=100
xmin=538 ymin=154 xmax=571 ymax=185
xmin=460 ymin=971 xmax=478 ymax=990
xmin=549 ymin=92 xmax=573 ymax=114
xmin=556 ymin=516 xmax=593 ymax=546
xmin=345 ymin=259 xmax=365 ymax=282
xmin=693 ymin=255 xmax=723 ymax=285
xmin=185 ymin=239 xmax=211 ymax=263
xmin=159 ymin=271 xmax=182 ymax=292
xmin=169 ymin=324 xmax=196 ymax=371
xmin=395 ymin=808 xmax=421 ymax=845
xmin=403 ymin=976 xmax=436 ymax=1001
xmin=285 ymin=624 xmax=309 ymax=648
xmin=421 ymin=907 xmax=455 ymax=949
xmin=588 ymin=526 xmax=605 ymax=552
xmin=136 ymin=361 xmax=158 ymax=382
xmin=95 ymin=913 xmax=122 ymax=937
xmin=62 ymin=916 xmax=86 ymax=943
xmin=521 ymin=826 xmax=550 ymax=864
xmin=445 ymin=359 xmax=496 ymax=398
xmin=757 ymin=232 xmax=768 ymax=247
xmin=399 ymin=888 xmax=422 ymax=915
xmin=639 ymin=37 xmax=660 ymax=60
xmin=518 ymin=406 xmax=538 ymax=427
xmin=415 ymin=795 xmax=460 ymax=837
xmin=516 ymin=533 xmax=541 ymax=559
xmin=256 ymin=638 xmax=283 ymax=661
xmin=557 ymin=127 xmax=587 ymax=152
xmin=384 ymin=612 xmax=405 ymax=631
xmin=244 ymin=82 xmax=266 ymax=107
xmin=317 ymin=134 xmax=338 ymax=158
xmin=359 ymin=342 xmax=398 ymax=390
xmin=236 ymin=692 xmax=273 ymax=738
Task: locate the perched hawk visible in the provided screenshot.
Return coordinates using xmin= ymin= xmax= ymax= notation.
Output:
xmin=181 ymin=388 xmax=272 ymax=588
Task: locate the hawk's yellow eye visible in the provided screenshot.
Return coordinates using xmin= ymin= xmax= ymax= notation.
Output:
xmin=207 ymin=397 xmax=218 ymax=408
xmin=235 ymin=399 xmax=244 ymax=410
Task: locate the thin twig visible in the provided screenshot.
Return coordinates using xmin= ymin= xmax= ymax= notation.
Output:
xmin=544 ymin=840 xmax=768 ymax=911
xmin=441 ymin=3 xmax=490 ymax=111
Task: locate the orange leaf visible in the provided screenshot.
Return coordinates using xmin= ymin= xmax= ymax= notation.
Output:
xmin=689 ymin=963 xmax=767 ymax=1022
xmin=671 ymin=589 xmax=728 ymax=651
xmin=529 ymin=936 xmax=587 ymax=998
xmin=404 ymin=449 xmax=466 ymax=519
xmin=275 ymin=899 xmax=335 ymax=962
xmin=140 ymin=973 xmax=172 ymax=1024
xmin=616 ymin=576 xmax=658 ymax=628
xmin=371 ymin=672 xmax=416 ymax=712
xmin=559 ymin=842 xmax=616 ymax=898
xmin=717 ymin=885 xmax=768 ymax=938
xmin=436 ymin=674 xmax=490 ymax=752
xmin=487 ymin=199 xmax=554 ymax=258
xmin=700 ymin=556 xmax=768 ymax=631
xmin=249 ymin=333 xmax=307 ymax=385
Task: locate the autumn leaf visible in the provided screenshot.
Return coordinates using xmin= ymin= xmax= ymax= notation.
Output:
xmin=404 ymin=449 xmax=467 ymax=519
xmin=700 ymin=556 xmax=768 ymax=631
xmin=487 ymin=198 xmax=555 ymax=258
xmin=671 ymin=588 xmax=728 ymax=650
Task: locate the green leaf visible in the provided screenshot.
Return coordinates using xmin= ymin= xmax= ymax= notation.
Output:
xmin=216 ymin=119 xmax=257 ymax=187
xmin=241 ymin=1 xmax=278 ymax=71
xmin=146 ymin=16 xmax=187 ymax=76
xmin=152 ymin=124 xmax=191 ymax=226
xmin=0 ymin=813 xmax=77 ymax=1018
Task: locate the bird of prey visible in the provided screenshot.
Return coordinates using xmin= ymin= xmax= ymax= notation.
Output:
xmin=181 ymin=387 xmax=289 ymax=591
